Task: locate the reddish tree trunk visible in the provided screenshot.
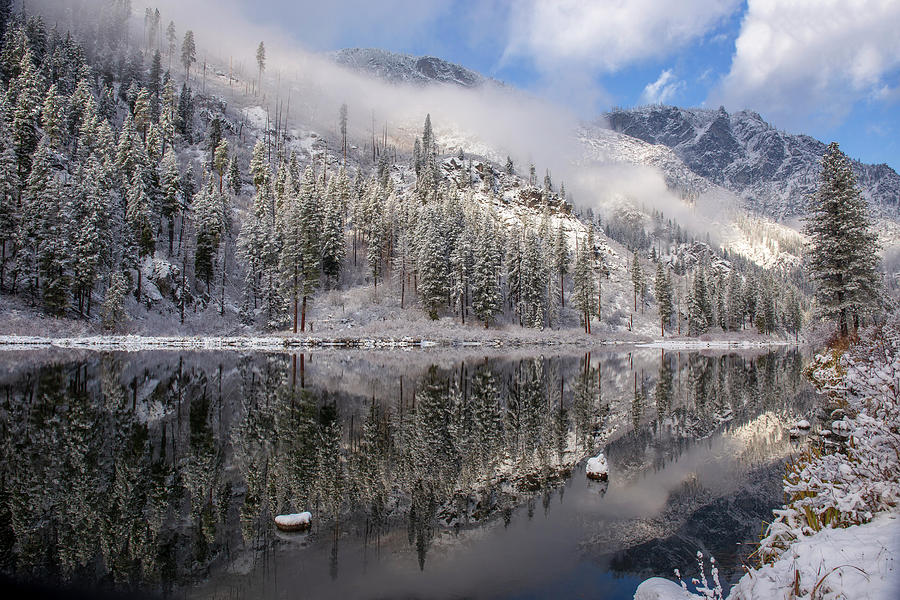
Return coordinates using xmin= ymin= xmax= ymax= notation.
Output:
xmin=301 ymin=295 xmax=308 ymax=332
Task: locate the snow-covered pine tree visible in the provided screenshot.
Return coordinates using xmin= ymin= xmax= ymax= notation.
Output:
xmin=181 ymin=30 xmax=196 ymax=83
xmin=148 ymin=50 xmax=162 ymax=122
xmin=255 ymin=41 xmax=266 ymax=95
xmin=101 ymin=270 xmax=128 ymax=331
xmin=631 ymin=252 xmax=643 ymax=312
xmin=38 ymin=177 xmax=70 ymax=315
xmin=69 ymin=162 xmax=109 ymax=315
xmin=145 ymin=122 xmax=162 ymax=164
xmin=320 ymin=176 xmax=345 ymax=287
xmin=785 ymin=288 xmax=803 ymax=340
xmin=0 ymin=97 xmax=19 ymax=290
xmin=160 ymin=75 xmax=176 ymax=152
xmin=227 ymin=155 xmax=241 ymax=196
xmin=805 ymin=142 xmax=882 ymax=336
xmin=18 ymin=139 xmax=56 ymax=299
xmin=520 ymin=229 xmax=547 ymax=328
xmin=12 ymin=47 xmax=42 ymax=181
xmin=280 ymin=166 xmax=322 ymax=332
xmin=572 ymin=237 xmax=595 ymax=334
xmin=41 ymin=83 xmax=66 ymax=149
xmin=115 ymin=116 xmax=145 ymax=188
xmin=417 ymin=204 xmax=449 ymax=320
xmin=754 ymin=275 xmax=776 ymax=334
xmin=471 ymin=212 xmax=501 ymax=328
xmin=206 ymin=116 xmax=222 ymax=168
xmin=365 ymin=180 xmax=386 ymax=291
xmin=125 ymin=171 xmax=155 ymax=301
xmin=237 ymin=178 xmax=279 ymax=326
xmin=422 ymin=114 xmax=433 ymax=159
xmin=743 ymin=272 xmax=757 ymax=328
xmin=505 ymin=226 xmax=523 ymax=317
xmin=133 ymin=87 xmax=151 ymax=141
xmin=159 ymin=149 xmax=180 ymax=254
xmin=449 ymin=217 xmax=472 ymax=323
xmin=166 ymin=21 xmax=177 ymax=68
xmin=553 ymin=223 xmax=569 ymax=307
xmin=688 ymin=268 xmax=709 ymax=336
xmin=654 ymin=261 xmax=673 ymax=336
xmin=193 ymin=178 xmax=222 ymax=298
xmin=710 ymin=274 xmax=724 ymax=331
xmin=177 ymin=83 xmax=194 ymax=142
xmin=725 ymin=269 xmax=743 ymax=331
xmin=214 ymin=138 xmax=229 ymax=193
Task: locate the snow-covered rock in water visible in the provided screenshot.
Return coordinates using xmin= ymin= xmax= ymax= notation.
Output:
xmin=633 ymin=577 xmax=692 ymax=599
xmin=586 ymin=452 xmax=608 ymax=481
xmin=795 ymin=419 xmax=810 ymax=430
xmin=274 ymin=512 xmax=311 ymax=531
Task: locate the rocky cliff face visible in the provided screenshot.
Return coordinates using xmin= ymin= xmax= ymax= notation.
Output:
xmin=607 ymin=106 xmax=900 ymax=220
xmin=329 ymin=48 xmax=486 ymax=88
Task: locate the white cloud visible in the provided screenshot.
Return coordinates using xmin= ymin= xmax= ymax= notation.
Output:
xmin=503 ymin=0 xmax=741 ymax=73
xmin=713 ymin=0 xmax=900 ymax=126
xmin=641 ymin=69 xmax=684 ymax=105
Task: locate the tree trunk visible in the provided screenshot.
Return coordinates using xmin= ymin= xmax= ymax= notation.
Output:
xmin=301 ymin=295 xmax=308 ymax=332
xmin=180 ymin=251 xmax=186 ymax=324
xmin=220 ymin=246 xmax=227 ymax=316
xmin=560 ymin=272 xmax=564 ymax=307
xmin=136 ymin=268 xmax=142 ymax=301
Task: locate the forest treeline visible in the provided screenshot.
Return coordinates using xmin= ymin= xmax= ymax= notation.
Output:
xmin=0 ymin=2 xmax=810 ymax=337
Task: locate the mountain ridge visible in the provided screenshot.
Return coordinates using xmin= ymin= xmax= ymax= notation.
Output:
xmin=327 ymin=49 xmax=898 ymax=222
xmin=606 ymin=105 xmax=900 ymax=220
xmin=328 ymin=47 xmax=487 ymax=88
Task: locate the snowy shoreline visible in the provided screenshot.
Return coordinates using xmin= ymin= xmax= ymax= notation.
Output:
xmin=635 ymin=327 xmax=900 ymax=600
xmin=0 ymin=334 xmax=798 ymax=352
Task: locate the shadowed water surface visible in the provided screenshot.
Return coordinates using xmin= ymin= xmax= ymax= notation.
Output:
xmin=0 ymin=348 xmax=814 ymax=599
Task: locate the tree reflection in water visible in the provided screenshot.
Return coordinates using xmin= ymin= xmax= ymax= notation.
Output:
xmin=0 ymin=348 xmax=808 ymax=595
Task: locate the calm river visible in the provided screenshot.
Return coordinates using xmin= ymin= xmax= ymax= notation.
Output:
xmin=0 ymin=347 xmax=815 ymax=599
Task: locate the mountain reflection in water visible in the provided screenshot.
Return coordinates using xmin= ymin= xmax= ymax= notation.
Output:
xmin=0 ymin=348 xmax=813 ymax=599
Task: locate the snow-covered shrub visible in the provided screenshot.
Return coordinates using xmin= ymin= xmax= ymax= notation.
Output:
xmin=756 ymin=326 xmax=900 ymax=565
xmin=674 ymin=552 xmax=724 ymax=600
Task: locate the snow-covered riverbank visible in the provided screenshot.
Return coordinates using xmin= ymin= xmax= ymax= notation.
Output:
xmin=635 ymin=325 xmax=900 ymax=599
xmin=0 ymin=331 xmax=798 ymax=352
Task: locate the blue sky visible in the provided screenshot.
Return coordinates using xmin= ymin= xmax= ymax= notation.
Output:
xmin=222 ymin=1 xmax=900 ymax=170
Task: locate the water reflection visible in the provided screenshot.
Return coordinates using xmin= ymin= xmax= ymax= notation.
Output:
xmin=0 ymin=348 xmax=811 ymax=598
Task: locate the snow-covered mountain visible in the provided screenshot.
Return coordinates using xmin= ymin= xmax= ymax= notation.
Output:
xmin=328 ymin=50 xmax=899 ymax=224
xmin=606 ymin=106 xmax=900 ymax=220
xmin=328 ymin=48 xmax=487 ymax=88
